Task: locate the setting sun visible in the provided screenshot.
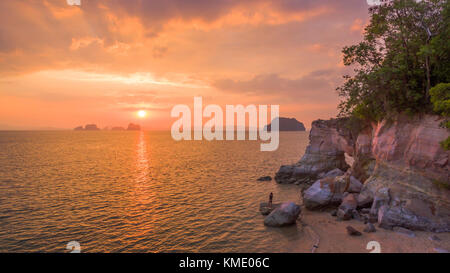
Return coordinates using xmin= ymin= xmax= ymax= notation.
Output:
xmin=137 ymin=110 xmax=147 ymax=118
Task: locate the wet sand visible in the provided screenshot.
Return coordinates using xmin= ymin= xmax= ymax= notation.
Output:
xmin=285 ymin=209 xmax=450 ymax=253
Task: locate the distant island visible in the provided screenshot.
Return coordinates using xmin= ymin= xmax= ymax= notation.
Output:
xmin=265 ymin=117 xmax=306 ymax=131
xmin=74 ymin=124 xmax=100 ymax=131
xmin=126 ymin=123 xmax=141 ymax=131
xmin=74 ymin=123 xmax=141 ymax=131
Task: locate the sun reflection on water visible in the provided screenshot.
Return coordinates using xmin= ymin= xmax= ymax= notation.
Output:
xmin=133 ymin=131 xmax=152 ymax=205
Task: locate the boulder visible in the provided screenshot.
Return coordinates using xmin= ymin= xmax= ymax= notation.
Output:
xmin=263 ymin=202 xmax=301 ymax=227
xmin=347 ymin=176 xmax=363 ymax=193
xmin=363 ymin=223 xmax=376 ymax=233
xmin=352 ymin=210 xmax=362 ymax=221
xmin=337 ymin=194 xmax=358 ymax=221
xmin=393 ymin=227 xmax=415 ymax=238
xmin=357 ymin=187 xmax=374 ymax=208
xmin=274 ymin=165 xmax=295 ymax=184
xmin=259 ymin=202 xmax=280 ymax=215
xmin=377 ymin=204 xmax=450 ymax=232
xmin=257 ymin=176 xmax=272 ymax=182
xmin=429 ymin=235 xmax=441 ymax=241
xmin=370 ymin=187 xmax=390 ymax=216
xmin=346 ymin=226 xmax=362 ymax=236
xmin=303 ymin=180 xmax=343 ymax=210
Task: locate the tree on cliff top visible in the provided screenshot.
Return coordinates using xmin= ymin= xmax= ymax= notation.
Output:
xmin=337 ymin=0 xmax=449 ymax=122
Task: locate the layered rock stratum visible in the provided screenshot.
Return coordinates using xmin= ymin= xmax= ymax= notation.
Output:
xmin=275 ymin=114 xmax=450 ymax=232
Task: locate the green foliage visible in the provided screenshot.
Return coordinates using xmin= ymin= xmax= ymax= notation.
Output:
xmin=430 ymin=83 xmax=450 ymax=117
xmin=433 ymin=179 xmax=450 ymax=190
xmin=430 ymin=83 xmax=450 ymax=150
xmin=338 ymin=0 xmax=450 ymax=123
xmin=441 ymin=137 xmax=450 ymax=150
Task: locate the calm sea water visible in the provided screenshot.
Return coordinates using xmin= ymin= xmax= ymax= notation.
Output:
xmin=0 ymin=131 xmax=309 ymax=253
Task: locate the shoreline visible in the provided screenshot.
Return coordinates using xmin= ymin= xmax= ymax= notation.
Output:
xmin=288 ymin=209 xmax=450 ymax=253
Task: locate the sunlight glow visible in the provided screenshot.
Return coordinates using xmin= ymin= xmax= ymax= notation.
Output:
xmin=137 ymin=110 xmax=147 ymax=118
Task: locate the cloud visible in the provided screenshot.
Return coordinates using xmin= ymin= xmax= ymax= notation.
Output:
xmin=350 ymin=18 xmax=366 ymax=33
xmin=0 ymin=0 xmax=370 ymax=129
xmin=0 ymin=0 xmax=368 ymax=74
xmin=212 ymin=69 xmax=346 ymax=102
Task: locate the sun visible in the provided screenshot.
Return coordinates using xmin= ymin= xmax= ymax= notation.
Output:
xmin=137 ymin=110 xmax=147 ymax=118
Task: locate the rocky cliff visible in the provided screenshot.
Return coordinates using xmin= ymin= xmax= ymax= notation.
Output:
xmin=275 ymin=114 xmax=450 ymax=232
xmin=275 ymin=118 xmax=354 ymax=185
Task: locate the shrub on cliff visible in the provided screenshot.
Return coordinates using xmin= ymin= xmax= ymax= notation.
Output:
xmin=337 ymin=0 xmax=449 ymax=123
xmin=430 ymin=83 xmax=450 ymax=150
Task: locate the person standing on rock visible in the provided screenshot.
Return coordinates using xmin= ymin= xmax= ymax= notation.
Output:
xmin=269 ymin=192 xmax=273 ymax=208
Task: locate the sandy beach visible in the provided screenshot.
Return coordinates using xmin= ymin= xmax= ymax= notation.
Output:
xmin=285 ymin=209 xmax=450 ymax=253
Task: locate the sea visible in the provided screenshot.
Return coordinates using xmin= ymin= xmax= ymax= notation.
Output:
xmin=0 ymin=131 xmax=309 ymax=252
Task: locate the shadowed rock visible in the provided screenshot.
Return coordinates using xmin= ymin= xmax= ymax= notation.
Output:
xmin=303 ymin=179 xmax=344 ymax=210
xmin=259 ymin=202 xmax=280 ymax=215
xmin=363 ymin=223 xmax=376 ymax=233
xmin=257 ymin=176 xmax=272 ymax=182
xmin=346 ymin=226 xmax=362 ymax=236
xmin=393 ymin=227 xmax=415 ymax=237
xmin=263 ymin=202 xmax=301 ymax=227
xmin=337 ymin=193 xmax=358 ymax=221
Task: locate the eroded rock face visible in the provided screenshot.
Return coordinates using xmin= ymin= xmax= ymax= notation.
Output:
xmin=360 ymin=162 xmax=450 ymax=231
xmin=263 ymin=202 xmax=301 ymax=227
xmin=292 ymin=114 xmax=449 ymax=231
xmin=275 ymin=118 xmax=353 ymax=184
xmin=372 ymin=115 xmax=449 ymax=180
xmin=352 ymin=128 xmax=376 ymax=182
xmin=356 ymin=115 xmax=450 ymax=231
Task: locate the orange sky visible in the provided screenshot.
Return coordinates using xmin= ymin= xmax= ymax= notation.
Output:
xmin=0 ymin=0 xmax=370 ymax=130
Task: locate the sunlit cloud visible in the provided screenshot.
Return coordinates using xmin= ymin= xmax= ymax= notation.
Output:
xmin=38 ymin=70 xmax=209 ymax=88
xmin=0 ymin=0 xmax=369 ymax=130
